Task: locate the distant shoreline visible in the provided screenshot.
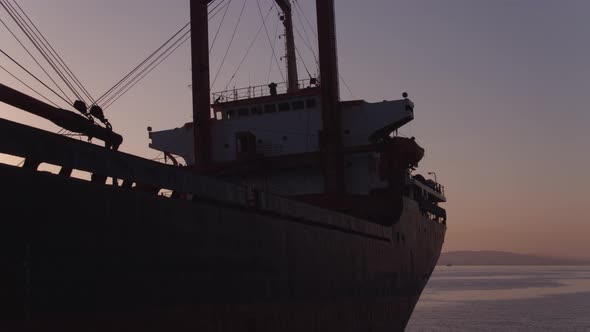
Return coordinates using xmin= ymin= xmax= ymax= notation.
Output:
xmin=437 ymin=251 xmax=590 ymax=266
xmin=438 ymin=264 xmax=590 ymax=266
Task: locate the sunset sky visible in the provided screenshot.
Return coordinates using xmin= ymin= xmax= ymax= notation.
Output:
xmin=1 ymin=0 xmax=589 ymax=259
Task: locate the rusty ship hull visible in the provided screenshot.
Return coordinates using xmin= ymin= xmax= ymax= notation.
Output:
xmin=0 ymin=0 xmax=447 ymax=330
xmin=0 ymin=118 xmax=445 ymax=331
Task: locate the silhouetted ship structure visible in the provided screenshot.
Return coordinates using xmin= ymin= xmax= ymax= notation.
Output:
xmin=0 ymin=1 xmax=446 ymax=331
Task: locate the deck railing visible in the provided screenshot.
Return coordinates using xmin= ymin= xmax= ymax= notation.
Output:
xmin=212 ymin=78 xmax=318 ymax=104
xmin=411 ymin=175 xmax=445 ymax=198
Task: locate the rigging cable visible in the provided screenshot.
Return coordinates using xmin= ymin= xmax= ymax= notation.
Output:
xmin=292 ymin=0 xmax=354 ymax=99
xmin=256 ymin=0 xmax=285 ymax=83
xmin=292 ymin=1 xmax=318 ymax=67
xmin=0 ymin=48 xmax=73 ymax=106
xmin=224 ymin=2 xmax=275 ymax=91
xmin=103 ymin=30 xmax=191 ymax=110
xmin=0 ymin=0 xmax=84 ymax=103
xmin=95 ymin=22 xmax=190 ymax=105
xmin=0 ymin=0 xmax=82 ymax=102
xmin=207 ymin=0 xmax=229 ymax=18
xmin=292 ymin=25 xmax=315 ymax=77
xmin=266 ymin=11 xmax=280 ymax=83
xmin=12 ymin=0 xmax=95 ymax=104
xmin=102 ymin=31 xmax=190 ymax=107
xmin=98 ymin=1 xmax=228 ymax=110
xmin=0 ymin=63 xmax=59 ymax=107
xmin=293 ymin=0 xmax=317 ymax=39
xmin=211 ymin=0 xmax=247 ymax=88
xmin=0 ymin=16 xmax=71 ymax=105
xmin=295 ymin=46 xmax=311 ymax=79
xmin=340 ymin=72 xmax=356 ymax=99
xmin=101 ymin=28 xmax=190 ymax=108
xmin=209 ymin=0 xmax=232 ymax=53
xmin=208 ymin=0 xmax=231 ymax=21
xmin=95 ymin=0 xmax=255 ymax=110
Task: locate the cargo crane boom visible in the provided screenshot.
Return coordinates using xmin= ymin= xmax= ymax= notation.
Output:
xmin=0 ymin=83 xmax=123 ymax=149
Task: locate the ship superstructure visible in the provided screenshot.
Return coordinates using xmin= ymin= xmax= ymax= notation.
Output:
xmin=150 ymin=0 xmax=446 ymax=226
xmin=150 ymin=83 xmax=416 ymax=194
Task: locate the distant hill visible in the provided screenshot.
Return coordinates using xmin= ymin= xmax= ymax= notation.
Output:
xmin=437 ymin=251 xmax=590 ymax=266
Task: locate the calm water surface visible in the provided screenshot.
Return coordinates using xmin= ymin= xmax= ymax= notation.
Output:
xmin=406 ymin=266 xmax=590 ymax=331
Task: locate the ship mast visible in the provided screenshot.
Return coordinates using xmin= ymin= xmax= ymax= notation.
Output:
xmin=190 ymin=0 xmax=213 ymax=168
xmin=316 ymin=0 xmax=344 ymax=194
xmin=274 ymin=0 xmax=299 ymax=93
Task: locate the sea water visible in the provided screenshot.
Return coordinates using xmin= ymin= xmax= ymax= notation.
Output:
xmin=406 ymin=265 xmax=590 ymax=331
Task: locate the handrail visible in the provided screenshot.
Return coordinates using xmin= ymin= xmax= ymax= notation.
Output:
xmin=411 ymin=175 xmax=445 ymax=197
xmin=212 ymin=78 xmax=318 ymax=104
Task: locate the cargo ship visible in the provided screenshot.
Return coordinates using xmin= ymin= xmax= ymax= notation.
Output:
xmin=0 ymin=0 xmax=446 ymax=331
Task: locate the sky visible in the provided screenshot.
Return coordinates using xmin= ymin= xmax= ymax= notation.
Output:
xmin=1 ymin=0 xmax=589 ymax=259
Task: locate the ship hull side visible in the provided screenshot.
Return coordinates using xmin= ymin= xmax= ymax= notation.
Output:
xmin=0 ymin=164 xmax=444 ymax=331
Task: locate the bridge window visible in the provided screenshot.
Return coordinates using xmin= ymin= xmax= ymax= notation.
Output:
xmin=292 ymin=100 xmax=304 ymax=110
xmin=278 ymin=102 xmax=290 ymax=112
xmin=264 ymin=104 xmax=276 ymax=113
xmin=306 ymin=98 xmax=317 ymax=108
xmin=226 ymin=110 xmax=235 ymax=119
xmin=238 ymin=108 xmax=249 ymax=116
xmin=251 ymin=106 xmax=262 ymax=115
